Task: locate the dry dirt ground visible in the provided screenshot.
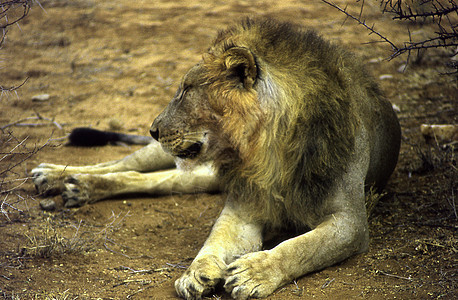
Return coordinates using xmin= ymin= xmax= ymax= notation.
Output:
xmin=0 ymin=0 xmax=457 ymax=299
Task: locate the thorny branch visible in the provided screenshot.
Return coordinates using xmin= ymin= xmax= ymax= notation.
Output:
xmin=322 ymin=0 xmax=398 ymax=51
xmin=0 ymin=133 xmax=49 ymax=180
xmin=1 ymin=0 xmax=33 ymax=94
xmin=0 ymin=1 xmax=31 ymax=31
xmin=381 ymin=0 xmax=457 ymax=20
xmin=0 ymin=77 xmax=28 ymax=98
xmin=0 ymin=111 xmax=64 ymax=130
xmin=321 ymin=0 xmax=458 ymax=72
xmin=0 ymin=130 xmax=50 ymax=221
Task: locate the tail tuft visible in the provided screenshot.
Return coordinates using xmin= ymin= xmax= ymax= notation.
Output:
xmin=68 ymin=127 xmax=153 ymax=146
xmin=68 ymin=127 xmax=118 ymax=146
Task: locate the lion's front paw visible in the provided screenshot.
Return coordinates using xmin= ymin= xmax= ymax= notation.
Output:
xmin=31 ymin=164 xmax=66 ymax=195
xmin=175 ymin=255 xmax=227 ymax=299
xmin=224 ymin=251 xmax=285 ymax=300
xmin=62 ymin=175 xmax=92 ymax=208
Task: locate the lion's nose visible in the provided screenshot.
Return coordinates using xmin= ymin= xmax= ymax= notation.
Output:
xmin=150 ymin=124 xmax=159 ymax=141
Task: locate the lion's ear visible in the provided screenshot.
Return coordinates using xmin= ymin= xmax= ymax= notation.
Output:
xmin=224 ymin=47 xmax=257 ymax=89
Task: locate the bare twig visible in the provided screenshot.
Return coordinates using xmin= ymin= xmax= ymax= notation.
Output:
xmin=0 ymin=177 xmax=27 ymax=194
xmin=113 ymin=279 xmax=152 ymax=288
xmin=1 ymin=1 xmax=34 ymax=94
xmin=0 ymin=134 xmax=50 ymax=178
xmin=165 ymin=262 xmax=188 ymax=269
xmin=321 ymin=0 xmax=458 ymax=72
xmin=126 ymin=283 xmax=155 ymax=299
xmin=321 ymin=0 xmax=398 ymax=51
xmin=383 ymin=0 xmax=458 ymax=21
xmin=0 ymin=113 xmax=64 ymax=130
xmin=1 ymin=194 xmax=12 ymax=221
xmin=0 ymin=130 xmax=50 ymax=221
xmin=321 ymin=277 xmax=335 ymax=289
xmin=99 ymin=211 xmax=135 ymax=258
xmin=0 ymin=77 xmax=29 ymax=97
xmin=377 ymin=269 xmax=413 ymax=281
xmin=0 ymin=1 xmax=31 ymax=30
xmin=117 ymin=265 xmax=171 ymax=274
xmin=0 ymin=135 xmax=28 ymax=163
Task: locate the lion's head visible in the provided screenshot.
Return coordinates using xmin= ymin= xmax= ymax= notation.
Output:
xmin=150 ymin=18 xmax=363 ymax=225
xmin=150 ymin=64 xmax=213 ymax=161
xmin=150 ymin=41 xmax=265 ymax=171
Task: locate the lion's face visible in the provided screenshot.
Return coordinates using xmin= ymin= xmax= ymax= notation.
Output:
xmin=151 ymin=46 xmax=262 ymax=166
xmin=150 ymin=64 xmax=216 ymax=161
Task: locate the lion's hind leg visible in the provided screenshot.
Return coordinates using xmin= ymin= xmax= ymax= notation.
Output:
xmin=31 ymin=141 xmax=175 ymax=196
xmin=32 ymin=163 xmax=69 ymax=196
xmin=32 ymin=161 xmax=127 ymax=195
xmin=61 ymin=163 xmax=220 ymax=207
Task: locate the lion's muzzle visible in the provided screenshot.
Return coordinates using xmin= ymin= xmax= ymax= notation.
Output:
xmin=174 ymin=141 xmax=203 ymax=159
xmin=149 ymin=124 xmax=160 ymax=142
xmin=150 ymin=122 xmax=203 ymax=159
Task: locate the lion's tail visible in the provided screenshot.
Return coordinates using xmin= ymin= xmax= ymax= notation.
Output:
xmin=68 ymin=127 xmax=153 ymax=147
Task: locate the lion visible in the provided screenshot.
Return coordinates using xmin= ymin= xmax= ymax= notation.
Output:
xmin=32 ymin=18 xmax=401 ymax=300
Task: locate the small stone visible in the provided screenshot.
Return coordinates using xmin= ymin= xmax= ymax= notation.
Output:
xmin=379 ymin=74 xmax=393 ymax=80
xmin=32 ymin=94 xmax=50 ymax=102
xmin=40 ymin=198 xmax=56 ymax=211
xmin=397 ymin=64 xmax=408 ymax=73
xmin=421 ymin=124 xmax=458 ymax=143
xmin=108 ymin=118 xmax=123 ymax=131
xmin=368 ymin=58 xmax=382 ymax=64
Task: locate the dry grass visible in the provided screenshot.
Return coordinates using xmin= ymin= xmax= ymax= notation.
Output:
xmin=414 ymin=141 xmax=457 ymax=218
xmin=365 ymin=187 xmax=386 ymax=218
xmin=20 ymin=211 xmax=129 ymax=258
xmin=5 ymin=289 xmax=75 ymax=300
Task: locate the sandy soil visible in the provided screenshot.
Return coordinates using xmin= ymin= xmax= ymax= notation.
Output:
xmin=0 ymin=0 xmax=456 ymax=299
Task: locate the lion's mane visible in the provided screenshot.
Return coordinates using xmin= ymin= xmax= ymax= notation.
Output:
xmin=202 ymin=18 xmax=379 ymax=228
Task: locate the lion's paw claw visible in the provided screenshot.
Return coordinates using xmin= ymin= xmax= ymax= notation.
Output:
xmin=175 ymin=255 xmax=226 ymax=299
xmin=224 ymin=251 xmax=282 ymax=300
xmin=31 ymin=167 xmax=62 ymax=195
xmin=62 ymin=176 xmax=90 ymax=208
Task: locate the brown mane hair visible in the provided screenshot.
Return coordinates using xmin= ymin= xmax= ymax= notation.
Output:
xmin=203 ymin=18 xmax=372 ymax=228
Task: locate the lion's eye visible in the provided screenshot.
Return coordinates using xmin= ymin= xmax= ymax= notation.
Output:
xmin=180 ymin=86 xmax=190 ymax=99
